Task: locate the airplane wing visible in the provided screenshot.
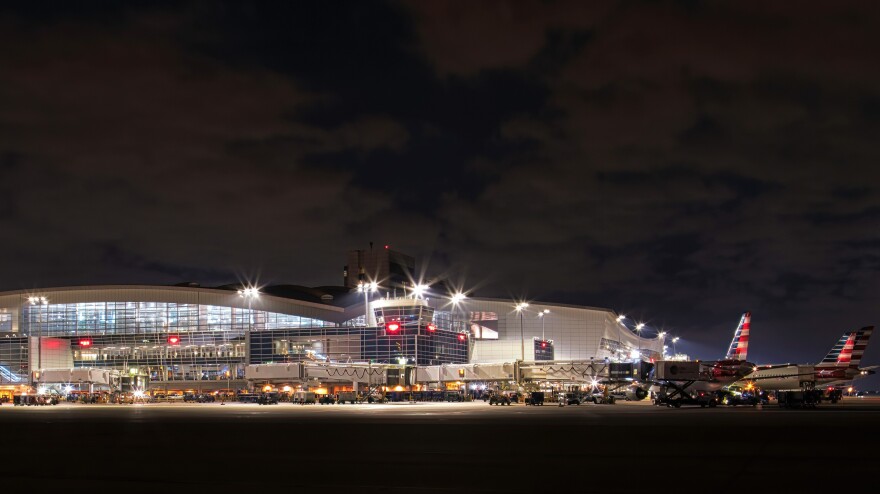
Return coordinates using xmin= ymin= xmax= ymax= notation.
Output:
xmin=752 ymin=363 xmax=795 ymax=371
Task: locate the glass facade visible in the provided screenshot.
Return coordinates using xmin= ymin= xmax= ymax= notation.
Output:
xmin=19 ymin=302 xmax=335 ymax=336
xmin=0 ymin=338 xmax=27 ymax=384
xmin=0 ymin=297 xmax=468 ymax=387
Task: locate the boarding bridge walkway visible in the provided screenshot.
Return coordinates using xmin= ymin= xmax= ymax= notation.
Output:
xmin=0 ymin=365 xmax=24 ymax=383
xmin=246 ymin=360 xmax=631 ymax=385
xmin=34 ymin=368 xmax=121 ymax=387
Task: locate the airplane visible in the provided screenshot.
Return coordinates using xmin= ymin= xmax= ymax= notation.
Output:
xmin=649 ymin=312 xmax=756 ymax=397
xmin=736 ymin=326 xmax=876 ymax=391
xmin=700 ymin=311 xmax=756 ymax=382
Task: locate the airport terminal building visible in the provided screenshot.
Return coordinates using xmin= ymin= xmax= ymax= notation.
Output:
xmin=0 ymin=250 xmax=662 ymax=397
xmin=0 ymin=284 xmax=661 ymax=396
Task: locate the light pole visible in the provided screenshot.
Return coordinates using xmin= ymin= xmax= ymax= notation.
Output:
xmin=238 ymin=287 xmax=259 ymax=369
xmin=515 ymin=303 xmax=529 ymax=361
xmin=451 ymin=293 xmax=467 ymax=362
xmin=635 ymin=323 xmax=645 ymax=360
xmin=658 ymin=331 xmax=666 ymax=358
xmin=537 ymin=309 xmax=550 ymax=341
xmin=672 ymin=337 xmax=679 ymax=356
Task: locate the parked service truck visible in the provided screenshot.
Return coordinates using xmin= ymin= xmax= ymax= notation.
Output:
xmin=336 ymin=391 xmax=357 ymax=404
xmin=293 ymin=391 xmax=316 ymax=404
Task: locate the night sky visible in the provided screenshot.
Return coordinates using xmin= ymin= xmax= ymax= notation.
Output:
xmin=1 ymin=1 xmax=878 ymax=382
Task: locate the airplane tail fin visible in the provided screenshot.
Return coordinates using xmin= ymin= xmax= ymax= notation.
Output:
xmin=818 ymin=327 xmax=874 ymax=368
xmin=724 ymin=311 xmax=751 ymax=361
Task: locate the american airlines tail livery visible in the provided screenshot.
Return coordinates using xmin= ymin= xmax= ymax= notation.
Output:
xmin=738 ymin=326 xmax=876 ymax=390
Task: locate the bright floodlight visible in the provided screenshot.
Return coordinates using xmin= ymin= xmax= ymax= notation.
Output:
xmin=369 ymin=281 xmax=378 ymax=292
xmin=672 ymin=337 xmax=680 ymax=343
xmin=238 ymin=287 xmax=259 ymax=297
xmin=451 ymin=292 xmax=466 ymax=305
xmin=635 ymin=323 xmax=645 ymax=330
xmin=616 ymin=314 xmax=626 ymax=323
xmin=658 ymin=331 xmax=667 ymax=338
xmin=515 ymin=302 xmax=529 ymax=311
xmin=413 ymin=284 xmax=429 ymax=298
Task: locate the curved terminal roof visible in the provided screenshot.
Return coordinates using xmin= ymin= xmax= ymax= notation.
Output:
xmin=0 ymin=284 xmax=363 ymax=325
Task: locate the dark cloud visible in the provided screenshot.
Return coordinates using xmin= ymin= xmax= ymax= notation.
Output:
xmin=1 ymin=0 xmax=879 ymax=385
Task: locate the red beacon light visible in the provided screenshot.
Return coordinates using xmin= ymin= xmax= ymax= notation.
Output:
xmin=540 ymin=341 xmax=547 ymax=349
xmin=78 ymin=338 xmax=92 ymax=347
xmin=167 ymin=335 xmax=181 ymax=345
xmin=386 ymin=322 xmax=400 ymax=333
xmin=458 ymin=333 xmax=467 ymax=341
xmin=426 ymin=324 xmax=436 ymax=332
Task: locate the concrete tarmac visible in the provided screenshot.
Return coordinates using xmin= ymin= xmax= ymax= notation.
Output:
xmin=3 ymin=398 xmax=878 ymax=493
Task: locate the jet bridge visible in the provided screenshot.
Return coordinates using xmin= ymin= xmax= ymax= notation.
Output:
xmin=246 ymin=362 xmax=391 ymax=384
xmin=246 ymin=360 xmax=643 ymax=387
xmin=0 ymin=365 xmax=24 ymax=383
xmin=35 ymin=368 xmax=120 ymax=387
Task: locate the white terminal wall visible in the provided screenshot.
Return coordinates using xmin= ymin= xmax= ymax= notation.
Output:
xmin=460 ymin=299 xmax=662 ymax=363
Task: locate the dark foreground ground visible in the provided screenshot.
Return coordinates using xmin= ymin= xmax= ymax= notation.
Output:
xmin=3 ymin=398 xmax=879 ymax=494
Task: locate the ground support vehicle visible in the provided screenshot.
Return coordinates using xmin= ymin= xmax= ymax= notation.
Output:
xmin=590 ymin=392 xmax=615 ymax=404
xmin=716 ymin=386 xmax=768 ymax=406
xmin=525 ymin=391 xmax=544 ymax=405
xmin=336 ymin=391 xmax=357 ymax=404
xmin=821 ymin=388 xmax=843 ymax=403
xmin=258 ymin=392 xmax=280 ymax=405
xmin=652 ymin=380 xmax=718 ymax=408
xmin=237 ymin=393 xmax=260 ymax=403
xmin=776 ymin=389 xmax=822 ymax=408
xmin=489 ymin=394 xmax=511 ymax=405
xmin=292 ymin=391 xmax=316 ymax=404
